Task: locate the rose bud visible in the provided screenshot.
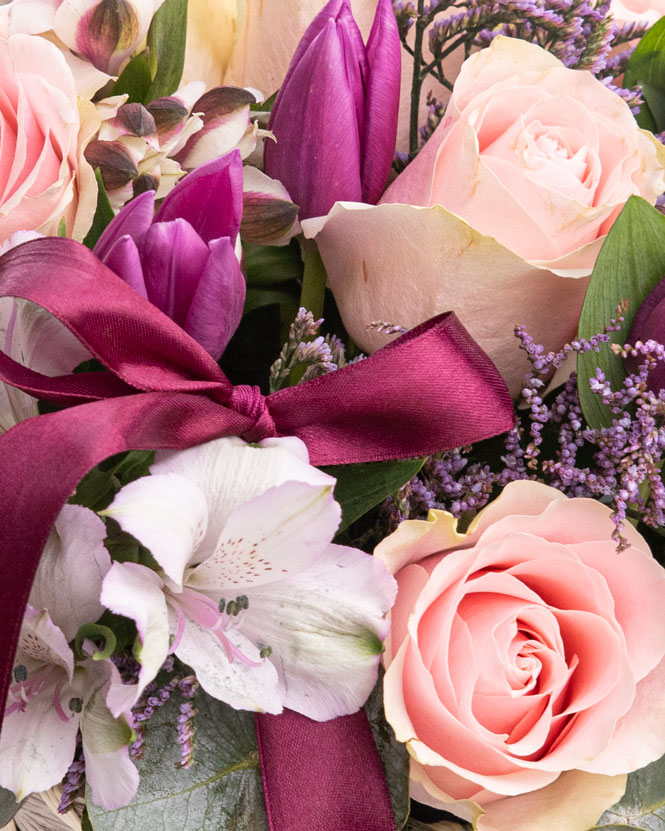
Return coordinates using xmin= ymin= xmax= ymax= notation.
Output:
xmin=264 ymin=0 xmax=400 ymax=219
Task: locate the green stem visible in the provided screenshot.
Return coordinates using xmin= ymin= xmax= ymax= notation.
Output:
xmin=409 ymin=0 xmax=427 ymax=155
xmin=298 ymin=237 xmax=327 ymax=320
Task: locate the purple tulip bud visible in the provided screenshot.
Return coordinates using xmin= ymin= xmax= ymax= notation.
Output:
xmin=264 ymin=0 xmax=400 ymax=219
xmin=627 ymin=278 xmax=665 ymax=392
xmin=94 ymin=153 xmax=246 ymax=359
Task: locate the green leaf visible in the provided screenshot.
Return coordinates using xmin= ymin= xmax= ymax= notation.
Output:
xmin=83 ymin=169 xmax=115 ymax=250
xmin=87 ymin=688 xmax=268 ymax=831
xmin=0 ymin=788 xmax=21 ymax=827
xmin=146 ymin=0 xmax=188 ymax=100
xmin=641 ymin=83 xmax=665 ymax=133
xmin=625 ymin=17 xmax=665 ymax=93
xmin=111 ymin=52 xmax=152 ymax=104
xmin=576 ymin=196 xmax=665 ymax=429
xmin=365 ymin=671 xmax=410 ymax=831
xmin=70 ymin=450 xmax=154 ymax=512
xmin=321 ymin=457 xmax=425 ymax=532
xmin=589 ymin=753 xmax=665 ymax=830
xmin=244 ymin=286 xmax=300 ymax=315
xmin=243 ymin=241 xmax=303 ymax=286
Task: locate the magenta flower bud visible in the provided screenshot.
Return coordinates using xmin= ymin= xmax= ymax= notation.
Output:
xmin=94 ymin=152 xmax=245 ymax=359
xmin=264 ymin=0 xmax=400 ymax=219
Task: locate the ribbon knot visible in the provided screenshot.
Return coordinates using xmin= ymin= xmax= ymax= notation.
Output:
xmin=230 ymin=384 xmax=277 ymax=442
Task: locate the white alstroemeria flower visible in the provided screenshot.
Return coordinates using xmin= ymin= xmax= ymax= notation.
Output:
xmin=101 ymin=436 xmax=397 ymax=720
xmin=0 ymin=293 xmax=90 ymax=434
xmin=0 ymin=506 xmax=139 ymax=809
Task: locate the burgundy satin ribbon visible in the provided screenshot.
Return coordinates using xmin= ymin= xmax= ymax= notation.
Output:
xmin=0 ymin=238 xmax=514 ymax=831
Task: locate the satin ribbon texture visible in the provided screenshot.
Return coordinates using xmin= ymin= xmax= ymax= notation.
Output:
xmin=0 ymin=238 xmax=514 ymax=830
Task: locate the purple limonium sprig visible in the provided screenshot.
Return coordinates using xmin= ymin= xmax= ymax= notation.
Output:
xmin=58 ymin=737 xmax=85 ymax=814
xmin=375 ymin=308 xmax=665 ymax=552
xmin=94 ymin=152 xmax=246 ymax=360
xmin=176 ymin=676 xmax=199 ymax=769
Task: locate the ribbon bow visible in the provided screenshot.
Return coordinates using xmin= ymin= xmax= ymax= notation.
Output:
xmin=0 ymin=238 xmax=514 ymax=831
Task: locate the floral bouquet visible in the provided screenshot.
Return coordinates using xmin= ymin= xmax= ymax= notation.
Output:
xmin=3 ymin=0 xmax=665 ymax=830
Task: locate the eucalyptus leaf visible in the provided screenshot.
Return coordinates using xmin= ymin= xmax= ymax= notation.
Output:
xmin=576 ymin=196 xmax=665 ymax=429
xmin=365 ymin=671 xmax=410 ymax=830
xmin=321 ymin=457 xmax=425 ymax=532
xmin=82 ymin=169 xmax=115 ymax=250
xmin=87 ymin=688 xmax=268 ymax=831
xmin=146 ymin=0 xmax=188 ymax=100
xmin=0 ymin=787 xmax=21 ymax=827
xmin=589 ymin=753 xmax=665 ymax=830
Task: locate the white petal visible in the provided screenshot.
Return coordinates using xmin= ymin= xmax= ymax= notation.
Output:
xmin=188 ymin=481 xmax=340 ymax=592
xmin=30 ymin=504 xmax=110 ymax=641
xmin=238 ymin=544 xmax=397 ymax=721
xmin=17 ymin=606 xmax=74 ymax=678
xmin=174 ymin=614 xmax=281 ymax=714
xmin=101 ymin=562 xmax=171 ymax=716
xmin=152 ymin=436 xmax=335 ymax=561
xmin=79 ymin=662 xmax=138 ymax=810
xmin=102 ymin=473 xmax=208 ymax=589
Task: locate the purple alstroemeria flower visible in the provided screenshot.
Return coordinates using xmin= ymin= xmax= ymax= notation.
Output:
xmin=95 ymin=151 xmax=245 ymax=360
xmin=264 ymin=0 xmax=401 ymax=220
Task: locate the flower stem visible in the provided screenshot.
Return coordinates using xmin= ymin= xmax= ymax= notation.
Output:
xmin=299 ymin=237 xmax=327 ymax=321
xmin=409 ymin=0 xmax=427 ymax=155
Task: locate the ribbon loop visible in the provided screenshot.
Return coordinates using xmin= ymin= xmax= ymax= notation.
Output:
xmin=230 ymin=384 xmax=278 ymax=442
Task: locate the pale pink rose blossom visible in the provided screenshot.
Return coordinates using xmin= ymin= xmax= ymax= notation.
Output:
xmin=611 ymin=0 xmax=665 ymax=25
xmin=0 ymin=34 xmax=99 ymax=242
xmin=376 ymin=480 xmax=665 ymax=831
xmin=303 ymin=37 xmax=665 ymax=395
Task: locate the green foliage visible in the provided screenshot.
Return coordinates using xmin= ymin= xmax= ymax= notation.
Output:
xmin=576 ymin=196 xmax=665 ymax=429
xmin=70 ymin=450 xmax=154 ymax=512
xmin=87 ymin=689 xmax=269 ymax=831
xmin=589 ymin=753 xmax=665 ymax=830
xmin=111 ymin=52 xmax=152 ymax=104
xmin=146 ymin=0 xmax=188 ymax=100
xmin=82 ymin=169 xmax=115 ymax=250
xmin=625 ymin=17 xmax=665 ymax=131
xmin=365 ymin=672 xmax=410 ymax=831
xmin=244 ymin=241 xmax=303 ymax=287
xmin=321 ymin=457 xmax=425 ymax=533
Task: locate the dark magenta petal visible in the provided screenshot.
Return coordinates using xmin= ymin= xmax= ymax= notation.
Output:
xmin=628 ymin=276 xmax=665 ymax=392
xmin=361 ymin=0 xmax=401 ymax=204
xmin=141 ymin=219 xmax=210 ymax=325
xmin=279 ymin=0 xmax=347 ymax=93
xmin=185 ymin=237 xmax=245 ymax=360
xmin=94 ymin=190 xmax=155 ymax=261
xmin=338 ymin=14 xmax=368 ymax=138
xmin=102 ymin=235 xmax=147 ymax=298
xmin=265 ymin=19 xmax=362 ymax=219
xmin=154 ymin=151 xmax=243 ymax=244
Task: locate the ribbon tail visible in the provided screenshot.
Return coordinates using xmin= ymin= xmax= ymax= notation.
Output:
xmin=0 ymin=392 xmax=253 ymax=736
xmin=256 ymin=710 xmax=396 ymax=831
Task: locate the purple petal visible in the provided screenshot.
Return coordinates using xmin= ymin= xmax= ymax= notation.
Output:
xmin=265 ymin=20 xmax=362 ymax=219
xmin=140 ymin=219 xmax=210 ymax=326
xmin=102 ymin=235 xmax=147 ymax=298
xmin=361 ymin=0 xmax=401 ymax=204
xmin=628 ymin=278 xmax=665 ymax=392
xmin=338 ymin=14 xmax=368 ymax=139
xmin=154 ymin=152 xmax=243 ymax=245
xmin=279 ymin=0 xmax=347 ymax=92
xmin=184 ymin=237 xmax=245 ymax=360
xmin=94 ymin=190 xmax=155 ymax=261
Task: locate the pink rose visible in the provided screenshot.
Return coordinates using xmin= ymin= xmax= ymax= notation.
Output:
xmin=376 ymin=481 xmax=665 ymax=831
xmin=303 ymin=37 xmax=665 ymax=395
xmin=0 ymin=33 xmax=98 ymax=242
xmin=610 ymin=0 xmax=665 ymax=25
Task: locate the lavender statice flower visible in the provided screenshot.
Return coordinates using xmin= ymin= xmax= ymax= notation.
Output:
xmin=176 ymin=677 xmax=199 ymax=769
xmin=374 ymin=308 xmax=665 ymax=552
xmin=57 ymin=741 xmax=85 ymax=814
